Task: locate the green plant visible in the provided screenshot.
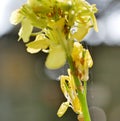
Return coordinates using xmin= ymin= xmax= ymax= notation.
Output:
xmin=10 ymin=0 xmax=98 ymax=121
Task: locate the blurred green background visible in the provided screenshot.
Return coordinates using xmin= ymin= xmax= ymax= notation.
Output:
xmin=0 ymin=0 xmax=120 ymax=121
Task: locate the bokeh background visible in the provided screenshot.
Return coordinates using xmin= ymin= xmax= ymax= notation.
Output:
xmin=0 ymin=0 xmax=120 ymax=121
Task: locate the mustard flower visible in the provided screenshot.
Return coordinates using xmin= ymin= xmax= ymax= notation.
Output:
xmin=26 ymin=18 xmax=66 ymax=69
xmin=10 ymin=0 xmax=97 ymax=69
xmin=10 ymin=1 xmax=98 ymax=121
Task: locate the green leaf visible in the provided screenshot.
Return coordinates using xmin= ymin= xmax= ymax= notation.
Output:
xmin=45 ymin=45 xmax=66 ymax=69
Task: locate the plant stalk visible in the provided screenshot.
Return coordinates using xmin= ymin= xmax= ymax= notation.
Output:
xmin=67 ymin=56 xmax=91 ymax=121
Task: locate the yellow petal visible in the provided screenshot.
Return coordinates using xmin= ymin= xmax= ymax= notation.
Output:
xmin=57 ymin=101 xmax=69 ymax=117
xmin=45 ymin=45 xmax=66 ymax=69
xmin=27 ymin=48 xmax=41 ymax=54
xmin=20 ymin=5 xmax=47 ymax=28
xmin=27 ymin=0 xmax=52 ymax=13
xmin=47 ymin=18 xmax=65 ymax=44
xmin=91 ymin=14 xmax=98 ymax=32
xmin=10 ymin=9 xmax=24 ymax=25
xmin=18 ymin=18 xmax=33 ymax=42
xmin=85 ymin=50 xmax=93 ymax=68
xmin=71 ymin=42 xmax=83 ymax=61
xmin=72 ymin=96 xmax=82 ymax=114
xmin=48 ymin=18 xmax=65 ymax=31
xmin=26 ymin=36 xmax=49 ymax=50
xmin=71 ymin=24 xmax=89 ymax=42
xmin=27 ymin=0 xmax=40 ymax=8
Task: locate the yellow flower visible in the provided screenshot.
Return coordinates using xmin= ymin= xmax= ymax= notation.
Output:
xmin=26 ymin=18 xmax=67 ymax=69
xmin=10 ymin=1 xmax=98 ymax=121
xmin=57 ymin=69 xmax=82 ymax=117
xmin=10 ymin=0 xmax=98 ymax=42
xmin=69 ymin=2 xmax=98 ymax=41
xmin=26 ymin=33 xmax=66 ymax=70
xmin=71 ymin=42 xmax=93 ymax=81
xmin=10 ymin=0 xmax=97 ymax=69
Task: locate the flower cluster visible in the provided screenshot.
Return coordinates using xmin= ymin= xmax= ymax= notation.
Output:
xmin=10 ymin=0 xmax=97 ymax=69
xmin=10 ymin=0 xmax=98 ymax=121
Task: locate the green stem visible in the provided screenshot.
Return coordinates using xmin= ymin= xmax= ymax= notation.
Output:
xmin=67 ymin=56 xmax=91 ymax=121
xmin=58 ymin=28 xmax=91 ymax=120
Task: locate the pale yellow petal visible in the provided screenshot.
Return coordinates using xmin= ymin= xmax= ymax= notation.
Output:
xmin=71 ymin=24 xmax=89 ymax=42
xmin=20 ymin=5 xmax=47 ymax=28
xmin=26 ymin=38 xmax=49 ymax=50
xmin=18 ymin=18 xmax=33 ymax=42
xmin=10 ymin=9 xmax=24 ymax=25
xmin=92 ymin=14 xmax=98 ymax=32
xmin=85 ymin=50 xmax=93 ymax=68
xmin=27 ymin=48 xmax=41 ymax=54
xmin=45 ymin=45 xmax=66 ymax=69
xmin=57 ymin=101 xmax=69 ymax=117
xmin=72 ymin=96 xmax=82 ymax=114
xmin=48 ymin=18 xmax=65 ymax=31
